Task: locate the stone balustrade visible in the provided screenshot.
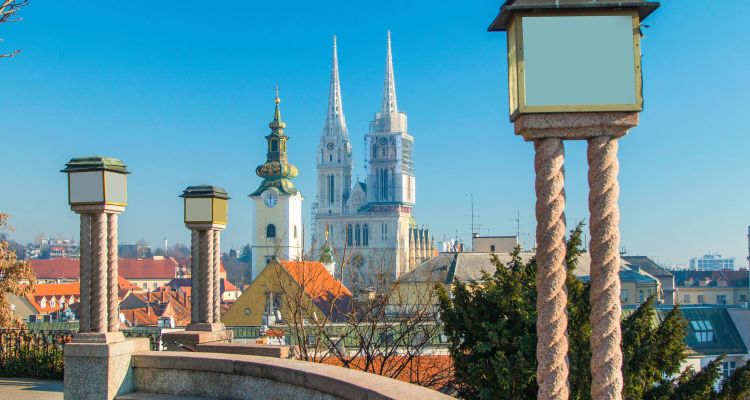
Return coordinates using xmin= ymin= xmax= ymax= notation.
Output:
xmin=120 ymin=352 xmax=453 ymax=400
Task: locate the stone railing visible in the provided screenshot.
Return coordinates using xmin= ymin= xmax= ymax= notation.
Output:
xmin=124 ymin=351 xmax=453 ymax=400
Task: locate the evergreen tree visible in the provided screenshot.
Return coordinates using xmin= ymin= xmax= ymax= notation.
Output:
xmin=438 ymin=222 xmax=748 ymax=399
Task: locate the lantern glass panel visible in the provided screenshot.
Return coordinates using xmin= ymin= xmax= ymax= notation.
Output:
xmin=518 ymin=13 xmax=639 ymax=110
xmin=212 ymin=198 xmax=228 ymax=225
xmin=104 ymin=171 xmax=127 ymax=205
xmin=185 ymin=197 xmax=212 ymax=223
xmin=69 ymin=171 xmax=104 ymax=204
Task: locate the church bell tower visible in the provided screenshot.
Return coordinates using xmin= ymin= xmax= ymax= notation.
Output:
xmin=249 ymin=89 xmax=303 ymax=281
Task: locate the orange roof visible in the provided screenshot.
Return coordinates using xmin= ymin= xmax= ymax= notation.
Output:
xmin=33 ymin=282 xmax=80 ymax=297
xmin=120 ymin=308 xmax=159 ymax=327
xmin=223 ymin=280 xmax=239 ymax=291
xmin=280 ymin=261 xmax=352 ymax=298
xmin=278 ymin=260 xmax=352 ymax=322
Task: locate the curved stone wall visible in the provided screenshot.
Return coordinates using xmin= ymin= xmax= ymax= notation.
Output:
xmin=130 ymin=352 xmax=453 ymax=400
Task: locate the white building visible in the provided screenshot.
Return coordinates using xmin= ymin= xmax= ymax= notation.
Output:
xmin=249 ymin=92 xmax=304 ymax=282
xmin=690 ymin=253 xmax=736 ymax=271
xmin=312 ymin=33 xmax=433 ymax=286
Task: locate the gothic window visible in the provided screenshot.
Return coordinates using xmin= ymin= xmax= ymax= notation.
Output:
xmin=293 ymin=225 xmax=298 ymax=239
xmin=328 ymin=175 xmax=335 ymax=204
xmin=270 ymin=139 xmax=278 ymax=152
xmin=363 ymin=224 xmax=369 ymax=247
xmin=372 ymin=144 xmax=378 ymax=159
xmin=355 ymin=224 xmax=361 ymax=246
xmin=347 ymin=224 xmax=353 ymax=246
xmin=329 ymin=154 xmax=333 ymax=162
xmin=266 ymin=224 xmax=276 ymax=238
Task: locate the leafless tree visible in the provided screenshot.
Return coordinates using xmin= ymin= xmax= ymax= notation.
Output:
xmin=0 ymin=0 xmax=27 ymax=58
xmin=262 ymin=237 xmax=454 ymax=391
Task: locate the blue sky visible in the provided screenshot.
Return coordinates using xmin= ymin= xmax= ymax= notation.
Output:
xmin=1 ymin=1 xmax=748 ymax=268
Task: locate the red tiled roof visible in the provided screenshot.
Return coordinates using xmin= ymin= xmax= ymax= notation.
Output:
xmin=121 ymin=308 xmax=159 ymax=327
xmin=279 ymin=260 xmax=352 ymax=322
xmin=33 ymin=282 xmax=80 ymax=297
xmin=31 ymin=258 xmax=179 ymax=280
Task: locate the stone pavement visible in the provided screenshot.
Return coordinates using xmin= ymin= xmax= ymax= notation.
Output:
xmin=0 ymin=378 xmax=63 ymax=400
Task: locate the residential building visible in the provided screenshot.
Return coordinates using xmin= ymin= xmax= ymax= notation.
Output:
xmin=119 ymin=286 xmax=191 ymax=327
xmin=311 ymin=33 xmax=433 ymax=286
xmin=690 ymin=253 xmax=735 ymax=271
xmin=29 ymin=257 xmax=188 ymax=289
xmin=165 ymin=278 xmax=241 ymax=302
xmin=223 ymin=260 xmax=352 ymax=326
xmin=674 ymin=270 xmax=749 ymax=306
xmin=471 ymin=234 xmax=519 ymax=253
xmin=395 ymin=251 xmax=661 ymax=309
xmin=622 ymin=255 xmax=676 ymax=305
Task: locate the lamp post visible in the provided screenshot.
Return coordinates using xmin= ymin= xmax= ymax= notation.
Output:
xmin=489 ymin=2 xmax=659 ymax=400
xmin=181 ymin=185 xmax=229 ymax=331
xmin=62 ymin=156 xmax=129 ymax=341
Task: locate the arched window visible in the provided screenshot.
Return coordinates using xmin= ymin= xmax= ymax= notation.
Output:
xmin=372 ymin=144 xmax=378 ymax=159
xmin=270 ymin=139 xmax=278 ymax=152
xmin=293 ymin=225 xmax=298 ymax=238
xmin=347 ymin=224 xmax=353 ymax=246
xmin=266 ymin=224 xmax=276 ymax=238
xmin=355 ymin=224 xmax=361 ymax=246
xmin=363 ymin=224 xmax=369 ymax=247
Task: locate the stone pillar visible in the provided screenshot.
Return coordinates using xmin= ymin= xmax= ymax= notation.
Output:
xmin=190 ymin=229 xmax=200 ymax=323
xmin=213 ymin=230 xmax=222 ymax=323
xmin=533 ymin=137 xmax=569 ymax=400
xmin=515 ymin=112 xmax=638 ymax=400
xmin=107 ymin=213 xmax=119 ymax=332
xmin=588 ymin=136 xmax=624 ymax=400
xmin=79 ymin=214 xmax=92 ymax=333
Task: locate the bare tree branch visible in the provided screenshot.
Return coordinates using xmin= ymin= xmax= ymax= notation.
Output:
xmin=0 ymin=0 xmax=27 ymax=58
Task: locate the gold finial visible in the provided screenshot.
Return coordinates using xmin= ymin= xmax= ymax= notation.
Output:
xmin=325 ymin=224 xmax=329 ymax=241
xmin=274 ymin=85 xmax=280 ymax=104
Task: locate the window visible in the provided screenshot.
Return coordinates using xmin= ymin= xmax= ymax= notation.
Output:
xmin=347 ymin=224 xmax=353 ymax=246
xmin=270 ymin=139 xmax=278 ymax=152
xmin=490 ymin=245 xmax=496 ymax=252
xmin=638 ymin=289 xmax=645 ymax=302
xmin=372 ymin=144 xmax=378 ymax=159
xmin=293 ymin=225 xmax=298 ymax=239
xmin=698 ymin=295 xmax=705 ymax=304
xmin=266 ymin=224 xmax=276 ymax=238
xmin=621 ymin=289 xmax=629 ymax=303
xmin=153 ymin=282 xmax=158 ymax=290
xmin=683 ymin=294 xmax=691 ymax=304
xmin=740 ymin=294 xmax=747 ymax=303
xmin=143 ymin=283 xmax=148 ymax=289
xmin=717 ymin=295 xmax=727 ymax=305
xmin=692 ymin=320 xmax=714 ymax=343
xmin=363 ymin=224 xmax=369 ymax=247
xmin=355 ymin=224 xmax=361 ymax=246
xmin=328 ymin=175 xmax=335 ymax=204
xmin=723 ymin=361 xmax=736 ymax=379
xmin=329 ymin=154 xmax=333 ymax=162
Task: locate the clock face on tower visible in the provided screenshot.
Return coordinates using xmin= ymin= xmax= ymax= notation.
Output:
xmin=263 ymin=191 xmax=278 ymax=208
xmin=327 ymin=142 xmax=334 ymax=150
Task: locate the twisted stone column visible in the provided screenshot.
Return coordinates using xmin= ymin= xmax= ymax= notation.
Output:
xmin=199 ymin=230 xmax=214 ymax=323
xmin=90 ymin=213 xmax=108 ymax=333
xmin=107 ymin=213 xmax=119 ymax=332
xmin=213 ymin=230 xmax=221 ymax=323
xmin=79 ymin=214 xmax=92 ymax=333
xmin=191 ymin=229 xmax=200 ymax=323
xmin=534 ymin=138 xmax=569 ymax=400
xmin=588 ymin=136 xmax=623 ymax=400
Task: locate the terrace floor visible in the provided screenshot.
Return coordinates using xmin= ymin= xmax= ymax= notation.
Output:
xmin=0 ymin=378 xmax=63 ymax=400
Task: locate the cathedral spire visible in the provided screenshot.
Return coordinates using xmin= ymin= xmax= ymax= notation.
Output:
xmin=324 ymin=36 xmax=347 ymax=137
xmin=382 ymin=30 xmax=398 ymax=115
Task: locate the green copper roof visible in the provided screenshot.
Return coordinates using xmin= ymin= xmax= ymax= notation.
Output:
xmin=180 ymin=185 xmax=230 ymax=199
xmin=319 ymin=242 xmax=335 ymax=264
xmin=251 ymin=91 xmax=299 ymax=196
xmin=61 ymin=156 xmax=130 ymax=174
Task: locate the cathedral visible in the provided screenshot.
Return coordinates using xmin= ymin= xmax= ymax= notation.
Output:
xmin=312 ymin=32 xmax=434 ymax=285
